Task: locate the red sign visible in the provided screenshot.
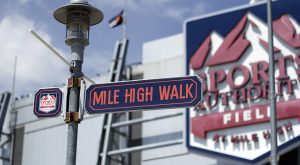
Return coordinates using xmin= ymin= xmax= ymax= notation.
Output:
xmin=192 ymin=99 xmax=300 ymax=139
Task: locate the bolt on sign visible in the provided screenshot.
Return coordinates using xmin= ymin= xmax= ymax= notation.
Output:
xmin=34 ymin=88 xmax=63 ymax=117
xmin=85 ymin=76 xmax=202 ymax=113
xmin=186 ymin=0 xmax=300 ymax=163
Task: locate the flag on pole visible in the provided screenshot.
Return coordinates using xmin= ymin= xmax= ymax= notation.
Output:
xmin=109 ymin=10 xmax=124 ymax=28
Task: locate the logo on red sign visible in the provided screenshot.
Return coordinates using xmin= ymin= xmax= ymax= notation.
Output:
xmin=39 ymin=94 xmax=57 ymax=113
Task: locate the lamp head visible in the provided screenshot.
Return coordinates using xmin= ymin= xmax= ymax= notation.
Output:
xmin=53 ymin=1 xmax=103 ymax=45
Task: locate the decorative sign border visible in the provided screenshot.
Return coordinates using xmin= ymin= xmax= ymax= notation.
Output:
xmin=85 ymin=76 xmax=202 ymax=113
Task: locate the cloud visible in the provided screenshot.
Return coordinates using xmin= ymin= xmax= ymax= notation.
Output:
xmin=192 ymin=2 xmax=209 ymax=16
xmin=82 ymin=50 xmax=112 ymax=77
xmin=163 ymin=1 xmax=210 ymax=22
xmin=164 ymin=7 xmax=189 ymax=21
xmin=95 ymin=0 xmax=172 ymax=12
xmin=18 ymin=0 xmax=42 ymax=6
xmin=95 ymin=0 xmax=210 ymax=22
xmin=142 ymin=0 xmax=172 ymax=7
xmin=0 ymin=14 xmax=68 ymax=95
xmin=95 ymin=0 xmax=139 ymax=10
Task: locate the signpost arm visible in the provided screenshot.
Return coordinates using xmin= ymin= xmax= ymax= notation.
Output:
xmin=267 ymin=0 xmax=278 ymax=164
xmin=29 ymin=29 xmax=95 ymax=84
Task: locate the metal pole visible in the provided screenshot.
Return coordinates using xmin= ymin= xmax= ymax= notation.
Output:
xmin=267 ymin=0 xmax=278 ymax=164
xmin=66 ymin=41 xmax=84 ymax=165
xmin=123 ymin=0 xmax=127 ymax=40
xmin=9 ymin=56 xmax=17 ymax=165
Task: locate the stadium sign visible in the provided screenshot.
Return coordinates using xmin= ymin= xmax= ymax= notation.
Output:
xmin=185 ymin=0 xmax=300 ymax=164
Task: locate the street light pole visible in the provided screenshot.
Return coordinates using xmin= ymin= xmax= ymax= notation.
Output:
xmin=53 ymin=1 xmax=103 ymax=165
xmin=266 ymin=0 xmax=278 ymax=165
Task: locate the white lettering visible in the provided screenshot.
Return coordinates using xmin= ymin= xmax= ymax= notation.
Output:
xmin=255 ymin=108 xmax=264 ymax=119
xmin=223 ymin=113 xmax=232 ymax=125
xmin=243 ymin=110 xmax=251 ymax=121
xmin=235 ymin=112 xmax=239 ymax=123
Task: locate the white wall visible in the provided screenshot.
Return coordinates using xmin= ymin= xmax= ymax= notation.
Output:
xmin=142 ymin=34 xmax=217 ymax=164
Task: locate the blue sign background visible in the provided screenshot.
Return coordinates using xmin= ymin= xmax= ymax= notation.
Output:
xmin=185 ymin=0 xmax=300 ymax=164
xmin=33 ymin=88 xmax=63 ymax=117
xmin=85 ymin=76 xmax=202 ymax=113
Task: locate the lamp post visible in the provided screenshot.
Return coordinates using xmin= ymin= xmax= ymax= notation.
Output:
xmin=53 ymin=1 xmax=103 ymax=165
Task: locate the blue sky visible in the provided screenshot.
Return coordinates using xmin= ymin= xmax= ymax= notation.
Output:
xmin=0 ymin=0 xmax=251 ymax=96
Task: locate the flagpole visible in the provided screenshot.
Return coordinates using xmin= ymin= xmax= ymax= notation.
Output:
xmin=123 ymin=0 xmax=127 ymax=40
xmin=9 ymin=56 xmax=17 ymax=165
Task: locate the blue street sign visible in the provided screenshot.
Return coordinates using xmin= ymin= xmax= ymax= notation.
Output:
xmin=85 ymin=76 xmax=202 ymax=113
xmin=34 ymin=88 xmax=63 ymax=117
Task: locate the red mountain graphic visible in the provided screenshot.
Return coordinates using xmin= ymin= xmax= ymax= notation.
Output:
xmin=190 ymin=15 xmax=250 ymax=70
xmin=190 ymin=14 xmax=300 ymax=70
xmin=273 ymin=14 xmax=300 ymax=48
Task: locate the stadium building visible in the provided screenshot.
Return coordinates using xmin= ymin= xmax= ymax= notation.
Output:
xmin=1 ymin=0 xmax=300 ymax=165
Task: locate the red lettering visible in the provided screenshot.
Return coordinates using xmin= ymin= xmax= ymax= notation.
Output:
xmin=93 ymin=91 xmax=106 ymax=105
xmin=209 ymin=70 xmax=226 ymax=92
xmin=107 ymin=91 xmax=113 ymax=105
xmin=277 ymin=127 xmax=284 ymax=135
xmin=170 ymin=85 xmax=179 ymax=100
xmin=227 ymin=64 xmax=250 ymax=89
xmin=125 ymin=88 xmax=135 ymax=103
xmin=137 ymin=87 xmax=145 ymax=102
xmin=284 ymin=121 xmax=293 ymax=132
xmin=263 ymin=131 xmax=271 ymax=139
xmin=252 ymin=133 xmax=258 ymax=142
xmin=250 ymin=61 xmax=269 ymax=85
xmin=145 ymin=87 xmax=153 ymax=101
xmin=213 ymin=134 xmax=219 ymax=142
xmin=247 ymin=86 xmax=262 ymax=101
xmin=179 ymin=84 xmax=185 ymax=99
xmin=232 ymin=88 xmax=247 ymax=104
xmin=294 ymin=53 xmax=300 ymax=77
xmin=275 ymin=55 xmax=293 ymax=80
xmin=206 ymin=93 xmax=218 ymax=109
xmin=114 ymin=90 xmax=120 ymax=104
xmin=159 ymin=85 xmax=171 ymax=100
xmin=186 ymin=84 xmax=194 ymax=98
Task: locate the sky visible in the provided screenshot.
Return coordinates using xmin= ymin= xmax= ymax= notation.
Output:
xmin=0 ymin=0 xmax=251 ymax=97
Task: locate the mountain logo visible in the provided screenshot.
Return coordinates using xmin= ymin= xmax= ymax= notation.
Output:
xmin=39 ymin=94 xmax=57 ymax=113
xmin=190 ymin=14 xmax=300 ymax=70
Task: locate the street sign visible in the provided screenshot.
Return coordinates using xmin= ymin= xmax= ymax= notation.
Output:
xmin=85 ymin=76 xmax=202 ymax=113
xmin=34 ymin=88 xmax=63 ymax=117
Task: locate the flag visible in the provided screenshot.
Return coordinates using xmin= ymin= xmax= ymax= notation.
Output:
xmin=109 ymin=10 xmax=124 ymax=28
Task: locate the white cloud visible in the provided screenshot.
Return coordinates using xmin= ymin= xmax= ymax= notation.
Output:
xmin=142 ymin=0 xmax=172 ymax=7
xmin=82 ymin=50 xmax=112 ymax=77
xmin=95 ymin=0 xmax=172 ymax=12
xmin=192 ymin=2 xmax=209 ymax=16
xmin=164 ymin=7 xmax=189 ymax=21
xmin=18 ymin=0 xmax=42 ymax=6
xmin=95 ymin=0 xmax=139 ymax=10
xmin=95 ymin=0 xmax=210 ymax=22
xmin=0 ymin=14 xmax=68 ymax=95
